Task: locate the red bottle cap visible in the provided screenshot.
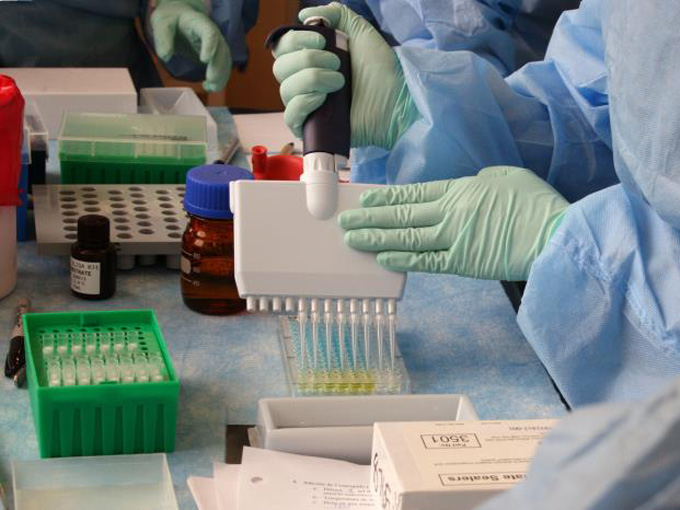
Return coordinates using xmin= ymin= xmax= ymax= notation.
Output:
xmin=0 ymin=75 xmax=25 ymax=206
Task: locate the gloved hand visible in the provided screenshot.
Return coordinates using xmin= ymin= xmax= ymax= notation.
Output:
xmin=152 ymin=0 xmax=232 ymax=92
xmin=272 ymin=2 xmax=420 ymax=148
xmin=338 ymin=167 xmax=569 ymax=281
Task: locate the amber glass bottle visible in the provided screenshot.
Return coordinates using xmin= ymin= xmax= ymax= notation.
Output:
xmin=181 ymin=164 xmax=253 ymax=315
xmin=70 ymin=214 xmax=117 ymax=300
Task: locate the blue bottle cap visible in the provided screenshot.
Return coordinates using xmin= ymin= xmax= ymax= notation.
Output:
xmin=184 ymin=164 xmax=253 ymax=220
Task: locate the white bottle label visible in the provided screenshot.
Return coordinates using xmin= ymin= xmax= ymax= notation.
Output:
xmin=70 ymin=258 xmax=101 ymax=295
xmin=181 ymin=255 xmax=191 ymax=274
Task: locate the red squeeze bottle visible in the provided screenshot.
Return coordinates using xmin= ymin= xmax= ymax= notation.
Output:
xmin=251 ymin=145 xmax=303 ymax=181
xmin=0 ymin=75 xmax=25 ymax=207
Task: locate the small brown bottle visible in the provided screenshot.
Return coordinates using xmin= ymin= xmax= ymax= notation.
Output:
xmin=70 ymin=215 xmax=117 ymax=300
xmin=181 ymin=164 xmax=253 ymax=315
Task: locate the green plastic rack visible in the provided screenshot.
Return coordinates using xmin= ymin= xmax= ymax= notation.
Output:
xmin=24 ymin=309 xmax=180 ymax=458
xmin=58 ymin=112 xmax=207 ymax=184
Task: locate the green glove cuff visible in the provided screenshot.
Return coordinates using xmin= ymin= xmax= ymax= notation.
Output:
xmin=546 ymin=208 xmax=568 ymax=244
xmin=383 ymin=60 xmax=421 ymax=150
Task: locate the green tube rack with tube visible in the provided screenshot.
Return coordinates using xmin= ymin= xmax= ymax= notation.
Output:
xmin=58 ymin=112 xmax=207 ymax=184
xmin=23 ymin=309 xmax=180 ymax=458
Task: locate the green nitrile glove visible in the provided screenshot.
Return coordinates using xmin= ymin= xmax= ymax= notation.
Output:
xmin=152 ymin=0 xmax=232 ymax=92
xmin=272 ymin=2 xmax=420 ymax=148
xmin=338 ymin=167 xmax=569 ymax=281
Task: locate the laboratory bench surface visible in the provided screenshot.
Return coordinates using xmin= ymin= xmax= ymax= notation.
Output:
xmin=0 ymin=109 xmax=567 ymax=510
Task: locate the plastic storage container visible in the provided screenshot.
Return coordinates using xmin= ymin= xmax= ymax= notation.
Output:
xmin=0 ymin=74 xmax=24 ymax=297
xmin=12 ymin=453 xmax=178 ymax=510
xmin=59 ymin=112 xmax=207 ymax=184
xmin=24 ymin=309 xmax=179 ymax=458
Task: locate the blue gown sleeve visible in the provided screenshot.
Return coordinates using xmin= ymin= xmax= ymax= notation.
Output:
xmin=516 ymin=0 xmax=680 ymax=408
xmin=518 ymin=186 xmax=680 ymax=407
xmin=359 ymin=0 xmax=523 ymax=75
xmin=358 ymin=0 xmax=619 ymax=204
xmin=475 ymin=376 xmax=680 ymax=510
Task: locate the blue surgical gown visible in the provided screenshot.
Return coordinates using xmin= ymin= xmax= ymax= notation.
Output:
xmin=0 ymin=0 xmax=258 ymax=89
xmin=517 ymin=0 xmax=680 ymax=406
xmin=351 ymin=0 xmax=619 ymax=205
xmin=477 ymin=377 xmax=680 ymax=510
xmin=344 ymin=0 xmax=580 ymax=75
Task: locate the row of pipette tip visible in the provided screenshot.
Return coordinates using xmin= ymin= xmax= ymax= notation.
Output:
xmin=290 ymin=297 xmax=398 ymax=373
xmin=245 ymin=296 xmax=397 ymax=316
xmin=46 ymin=351 xmax=166 ymax=387
xmin=42 ymin=330 xmax=142 ymax=357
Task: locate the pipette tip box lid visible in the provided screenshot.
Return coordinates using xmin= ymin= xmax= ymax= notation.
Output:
xmin=371 ymin=419 xmax=558 ymax=510
xmin=12 ymin=453 xmax=178 ymax=510
xmin=58 ymin=112 xmax=207 ymax=184
xmin=24 ymin=309 xmax=180 ymax=458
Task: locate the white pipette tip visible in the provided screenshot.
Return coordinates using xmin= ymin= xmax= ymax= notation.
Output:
xmin=246 ymin=296 xmax=256 ymax=312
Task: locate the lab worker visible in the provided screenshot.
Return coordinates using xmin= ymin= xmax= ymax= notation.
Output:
xmin=479 ymin=376 xmax=680 ymax=510
xmin=303 ymin=0 xmax=580 ymax=184
xmin=274 ymin=0 xmax=680 ymax=406
xmin=315 ymin=0 xmax=580 ymax=77
xmin=0 ymin=0 xmax=259 ymax=91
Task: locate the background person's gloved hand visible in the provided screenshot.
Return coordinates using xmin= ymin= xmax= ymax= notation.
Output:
xmin=152 ymin=0 xmax=232 ymax=92
xmin=339 ymin=167 xmax=569 ymax=281
xmin=272 ymin=2 xmax=420 ymax=148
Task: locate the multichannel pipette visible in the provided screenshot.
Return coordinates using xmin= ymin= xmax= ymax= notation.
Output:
xmin=231 ymin=19 xmax=407 ymax=383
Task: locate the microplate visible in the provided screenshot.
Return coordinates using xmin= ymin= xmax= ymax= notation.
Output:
xmin=279 ymin=315 xmax=410 ymax=397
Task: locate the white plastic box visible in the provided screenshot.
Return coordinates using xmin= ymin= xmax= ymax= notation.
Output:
xmin=370 ymin=419 xmax=557 ymax=510
xmin=253 ymin=395 xmax=479 ymax=464
xmin=0 ymin=68 xmax=137 ymax=138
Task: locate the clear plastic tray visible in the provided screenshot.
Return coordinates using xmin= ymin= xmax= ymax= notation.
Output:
xmin=12 ymin=453 xmax=178 ymax=510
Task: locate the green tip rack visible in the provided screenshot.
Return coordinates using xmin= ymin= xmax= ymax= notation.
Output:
xmin=23 ymin=309 xmax=180 ymax=458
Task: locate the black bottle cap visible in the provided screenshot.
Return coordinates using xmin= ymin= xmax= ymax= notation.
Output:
xmin=77 ymin=215 xmax=110 ymax=245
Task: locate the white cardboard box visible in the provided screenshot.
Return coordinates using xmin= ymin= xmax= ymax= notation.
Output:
xmin=370 ymin=419 xmax=557 ymax=510
xmin=0 ymin=68 xmax=137 ymax=138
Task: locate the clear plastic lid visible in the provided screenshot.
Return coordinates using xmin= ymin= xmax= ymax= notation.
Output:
xmin=59 ymin=112 xmax=207 ymax=164
xmin=139 ymin=87 xmax=218 ymax=153
xmin=24 ymin=100 xmax=49 ymax=153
